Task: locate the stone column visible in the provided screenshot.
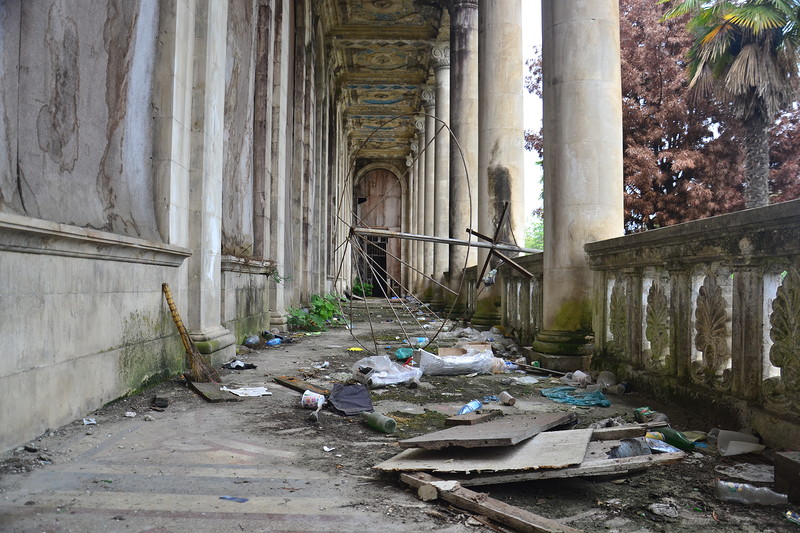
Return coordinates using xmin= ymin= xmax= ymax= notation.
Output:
xmin=402 ymin=153 xmax=415 ymax=294
xmin=471 ymin=0 xmax=524 ymax=329
xmin=269 ymin=0 xmax=291 ymax=327
xmin=408 ymin=140 xmax=420 ymax=293
xmin=430 ymin=44 xmax=451 ymax=309
xmin=187 ymin=0 xmax=235 ymax=359
xmin=421 ymin=88 xmax=437 ymax=300
xmin=413 ymin=123 xmax=425 ymax=293
xmin=448 ymin=0 xmax=479 ymax=313
xmin=531 ymin=0 xmax=624 ymax=368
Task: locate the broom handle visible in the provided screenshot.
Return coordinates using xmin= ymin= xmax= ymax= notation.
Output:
xmin=162 ymin=283 xmax=194 ymax=355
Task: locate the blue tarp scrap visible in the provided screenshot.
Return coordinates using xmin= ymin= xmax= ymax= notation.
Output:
xmin=540 ymin=386 xmax=611 ymax=407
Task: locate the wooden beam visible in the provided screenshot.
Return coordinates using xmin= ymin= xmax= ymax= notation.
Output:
xmin=400 ymin=472 xmax=583 ymax=533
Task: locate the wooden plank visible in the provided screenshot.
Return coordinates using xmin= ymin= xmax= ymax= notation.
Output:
xmin=376 ymin=428 xmax=593 ymax=473
xmin=453 ymin=442 xmax=686 ymax=486
xmin=400 ymin=472 xmax=583 ymax=533
xmin=187 ymin=379 xmax=241 ymax=403
xmin=400 ymin=412 xmax=576 ymax=450
xmin=273 ymin=376 xmax=330 ymax=396
xmin=444 ymin=410 xmax=503 ymax=427
xmin=589 ymin=422 xmax=669 ymax=441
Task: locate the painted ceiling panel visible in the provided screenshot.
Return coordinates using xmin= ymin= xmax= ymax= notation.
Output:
xmin=319 ymin=0 xmax=447 ymax=162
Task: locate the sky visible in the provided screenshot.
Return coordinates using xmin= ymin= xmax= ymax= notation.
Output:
xmin=522 ymin=0 xmax=543 ymax=218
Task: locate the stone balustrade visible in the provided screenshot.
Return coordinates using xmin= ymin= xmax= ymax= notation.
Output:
xmin=584 ymin=200 xmax=800 ymax=448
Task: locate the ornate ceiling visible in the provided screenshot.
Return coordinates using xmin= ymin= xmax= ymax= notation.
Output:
xmin=317 ymin=0 xmax=449 ymax=160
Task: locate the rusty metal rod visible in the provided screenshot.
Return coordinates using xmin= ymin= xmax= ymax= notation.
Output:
xmin=351 ymin=227 xmax=541 ymax=254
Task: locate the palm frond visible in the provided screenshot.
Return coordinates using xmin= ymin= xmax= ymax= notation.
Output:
xmin=726 ymin=5 xmax=786 ymax=32
xmin=660 ymin=0 xmax=709 ymax=22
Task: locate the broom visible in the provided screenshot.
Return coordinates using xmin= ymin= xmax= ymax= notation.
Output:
xmin=162 ymin=283 xmax=221 ymax=383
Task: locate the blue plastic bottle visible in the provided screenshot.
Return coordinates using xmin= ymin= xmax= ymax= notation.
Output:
xmin=458 ymin=399 xmax=483 ymax=415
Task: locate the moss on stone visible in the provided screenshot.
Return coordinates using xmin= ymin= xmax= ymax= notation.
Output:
xmin=551 ymin=299 xmax=592 ymax=331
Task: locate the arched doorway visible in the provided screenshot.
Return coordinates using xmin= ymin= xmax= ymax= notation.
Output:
xmin=353 ymin=169 xmax=402 ymax=297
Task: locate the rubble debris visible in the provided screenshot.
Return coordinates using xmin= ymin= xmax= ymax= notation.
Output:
xmin=400 ymin=472 xmax=584 ymax=533
xmin=273 ymin=376 xmax=330 ymax=396
xmin=715 ymin=463 xmax=775 ymax=483
xmin=351 ymin=355 xmax=422 ymax=388
xmin=220 ymin=386 xmax=272 ymax=397
xmin=222 ymin=360 xmax=257 ymax=370
xmin=540 ymin=386 xmax=611 ymax=407
xmin=708 ymin=428 xmax=765 ymax=456
xmin=775 ymin=451 xmax=800 ymax=503
xmin=379 ymin=428 xmax=592 ymax=473
xmin=399 ymin=412 xmax=576 ymax=450
xmin=444 ymin=410 xmax=503 ymax=427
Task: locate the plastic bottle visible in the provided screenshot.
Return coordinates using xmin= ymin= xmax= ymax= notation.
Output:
xmin=715 ymin=480 xmax=788 ymax=505
xmin=361 ymin=412 xmax=397 ymax=434
xmin=658 ymin=427 xmax=695 ymax=451
xmin=458 ymin=399 xmax=483 ymax=415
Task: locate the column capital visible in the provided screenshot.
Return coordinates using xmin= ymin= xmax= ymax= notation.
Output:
xmin=450 ymin=0 xmax=478 ymax=10
xmin=410 ymin=140 xmax=419 ymax=153
xmin=421 ymin=87 xmax=436 ymax=109
xmin=414 ymin=118 xmax=425 ymax=133
xmin=431 ymin=44 xmax=450 ymax=71
xmin=406 ymin=154 xmax=414 ymax=167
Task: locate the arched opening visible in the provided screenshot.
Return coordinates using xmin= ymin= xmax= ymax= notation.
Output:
xmin=353 ymin=168 xmax=402 ymax=297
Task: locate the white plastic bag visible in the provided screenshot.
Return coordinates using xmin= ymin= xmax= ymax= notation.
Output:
xmin=414 ymin=347 xmax=496 ymax=376
xmin=351 ymin=355 xmax=422 ymax=388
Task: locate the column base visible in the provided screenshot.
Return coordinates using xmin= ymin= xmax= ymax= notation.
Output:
xmin=189 ymin=325 xmax=236 ymax=366
xmin=524 ymin=329 xmax=593 ymax=372
xmin=520 ymin=346 xmax=592 ymax=372
xmin=270 ymin=310 xmax=288 ymax=327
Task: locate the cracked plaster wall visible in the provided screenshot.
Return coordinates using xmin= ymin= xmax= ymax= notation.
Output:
xmin=1 ymin=0 xmax=160 ymax=241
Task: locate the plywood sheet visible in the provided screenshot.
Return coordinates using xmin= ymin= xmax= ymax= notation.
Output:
xmin=444 ymin=410 xmax=503 ymax=427
xmin=375 ymin=428 xmax=593 ymax=473
xmin=400 ymin=412 xmax=575 ymax=449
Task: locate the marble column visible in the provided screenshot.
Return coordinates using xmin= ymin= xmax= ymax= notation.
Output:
xmin=531 ymin=0 xmax=624 ymax=368
xmin=402 ymin=153 xmax=415 ymax=294
xmin=421 ymin=87 xmax=437 ymax=300
xmin=448 ymin=0 xmax=479 ymax=313
xmin=269 ymin=0 xmax=291 ymax=326
xmin=430 ymin=44 xmax=451 ymax=309
xmin=413 ymin=123 xmax=425 ymax=294
xmin=186 ymin=0 xmax=235 ymax=358
xmin=472 ymin=0 xmax=524 ymax=329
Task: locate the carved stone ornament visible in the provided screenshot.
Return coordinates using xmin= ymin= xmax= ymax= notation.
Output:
xmin=692 ymin=275 xmax=732 ymax=389
xmin=609 ymin=278 xmax=627 ymax=355
xmin=764 ymin=266 xmax=800 ymax=414
xmin=645 ymin=279 xmax=670 ymax=370
xmin=431 ymin=44 xmax=450 ymax=70
xmin=421 ymin=88 xmax=435 ymax=108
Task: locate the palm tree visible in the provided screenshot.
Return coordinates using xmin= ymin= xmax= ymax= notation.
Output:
xmin=659 ymin=0 xmax=800 ymax=207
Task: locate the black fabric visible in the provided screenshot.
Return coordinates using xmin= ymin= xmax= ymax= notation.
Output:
xmin=328 ymin=383 xmax=374 ymax=415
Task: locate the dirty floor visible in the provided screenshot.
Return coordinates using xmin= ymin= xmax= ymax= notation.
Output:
xmin=0 ymin=300 xmax=796 ymax=533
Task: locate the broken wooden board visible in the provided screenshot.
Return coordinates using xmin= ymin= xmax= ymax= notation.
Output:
xmin=400 ymin=412 xmax=576 ymax=450
xmin=400 ymin=472 xmax=583 ymax=533
xmin=187 ymin=379 xmax=241 ymax=403
xmin=589 ymin=422 xmax=668 ymax=441
xmin=376 ymin=428 xmax=593 ymax=473
xmin=444 ymin=410 xmax=503 ymax=427
xmin=451 ymin=440 xmax=686 ymax=486
xmin=273 ymin=376 xmax=330 ymax=396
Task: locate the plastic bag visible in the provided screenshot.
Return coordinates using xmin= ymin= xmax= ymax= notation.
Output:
xmin=414 ymin=347 xmax=496 ymax=376
xmin=351 ymin=355 xmax=422 ymax=388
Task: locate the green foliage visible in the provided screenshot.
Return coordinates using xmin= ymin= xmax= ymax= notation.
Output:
xmin=352 ymin=277 xmax=373 ymax=297
xmin=287 ymin=293 xmax=344 ymax=331
xmin=524 ymin=213 xmax=544 ymax=250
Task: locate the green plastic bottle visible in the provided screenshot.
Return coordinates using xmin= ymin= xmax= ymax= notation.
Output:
xmin=361 ymin=411 xmax=397 ymax=434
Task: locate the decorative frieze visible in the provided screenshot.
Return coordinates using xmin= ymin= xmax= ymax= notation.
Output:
xmin=645 ymin=278 xmax=670 ymax=370
xmin=764 ymin=266 xmax=800 ymax=413
xmin=692 ymin=274 xmax=732 ymax=390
